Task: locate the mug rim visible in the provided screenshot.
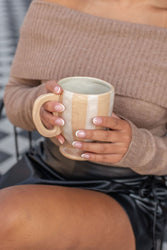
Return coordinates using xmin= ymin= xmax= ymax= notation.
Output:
xmin=57 ymin=76 xmax=115 ymax=96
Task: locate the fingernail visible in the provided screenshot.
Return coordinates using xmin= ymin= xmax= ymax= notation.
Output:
xmin=55 ymin=118 xmax=64 ymax=126
xmin=75 ymin=130 xmax=86 ymax=138
xmin=72 ymin=141 xmax=82 ymax=148
xmin=54 ymin=86 xmax=61 ymax=94
xmin=93 ymin=117 xmax=102 ymax=125
xmin=54 ymin=104 xmax=65 ymax=112
xmin=81 ymin=153 xmax=90 ymax=159
xmin=58 ymin=137 xmax=64 ymax=144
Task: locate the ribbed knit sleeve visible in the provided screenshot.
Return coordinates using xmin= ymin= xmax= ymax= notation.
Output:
xmin=4 ymin=77 xmax=47 ymax=131
xmin=113 ymin=121 xmax=167 ymax=175
xmin=10 ymin=0 xmax=167 ymax=108
xmin=4 ymin=0 xmax=167 ymax=175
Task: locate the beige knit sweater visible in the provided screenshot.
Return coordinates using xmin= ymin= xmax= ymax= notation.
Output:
xmin=4 ymin=0 xmax=167 ymax=175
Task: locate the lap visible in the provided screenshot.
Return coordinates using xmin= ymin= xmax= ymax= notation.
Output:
xmin=0 ymin=184 xmax=135 ymax=250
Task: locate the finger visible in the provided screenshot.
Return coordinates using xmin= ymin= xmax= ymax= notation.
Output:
xmin=43 ymin=101 xmax=65 ymax=113
xmin=75 ymin=129 xmax=126 ymax=143
xmin=80 ymin=153 xmax=123 ymax=164
xmin=93 ymin=116 xmax=128 ymax=131
xmin=42 ymin=119 xmax=54 ymax=130
xmin=40 ymin=108 xmax=64 ymax=127
xmin=72 ymin=141 xmax=126 ymax=154
xmin=111 ymin=112 xmax=120 ymax=118
xmin=45 ymin=80 xmax=63 ymax=94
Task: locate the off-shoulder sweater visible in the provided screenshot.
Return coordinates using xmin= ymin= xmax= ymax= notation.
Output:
xmin=4 ymin=0 xmax=167 ymax=176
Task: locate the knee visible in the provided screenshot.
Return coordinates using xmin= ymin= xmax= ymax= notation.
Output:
xmin=0 ymin=186 xmax=31 ymax=245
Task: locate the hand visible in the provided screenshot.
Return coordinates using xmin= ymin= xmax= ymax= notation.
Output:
xmin=72 ymin=114 xmax=132 ymax=164
xmin=40 ymin=80 xmax=65 ymax=144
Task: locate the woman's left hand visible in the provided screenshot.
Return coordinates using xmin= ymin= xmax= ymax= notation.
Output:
xmin=72 ymin=113 xmax=132 ymax=164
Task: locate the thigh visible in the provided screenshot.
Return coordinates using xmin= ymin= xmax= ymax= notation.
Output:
xmin=0 ymin=185 xmax=135 ymax=250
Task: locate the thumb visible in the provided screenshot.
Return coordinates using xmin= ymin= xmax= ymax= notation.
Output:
xmin=111 ymin=112 xmax=120 ymax=119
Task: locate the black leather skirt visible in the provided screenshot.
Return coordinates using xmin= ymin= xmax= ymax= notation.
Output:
xmin=0 ymin=142 xmax=167 ymax=250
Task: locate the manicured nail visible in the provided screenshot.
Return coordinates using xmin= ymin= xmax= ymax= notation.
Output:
xmin=93 ymin=117 xmax=102 ymax=125
xmin=81 ymin=153 xmax=90 ymax=159
xmin=54 ymin=104 xmax=65 ymax=112
xmin=72 ymin=141 xmax=82 ymax=148
xmin=54 ymin=86 xmax=61 ymax=94
xmin=55 ymin=118 xmax=64 ymax=126
xmin=75 ymin=130 xmax=86 ymax=138
xmin=58 ymin=137 xmax=64 ymax=144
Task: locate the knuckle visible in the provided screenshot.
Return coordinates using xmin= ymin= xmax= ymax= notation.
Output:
xmin=40 ymin=107 xmax=55 ymax=129
xmin=101 ymin=144 xmax=109 ymax=154
xmin=100 ymin=147 xmax=106 ymax=154
xmin=44 ymin=113 xmax=55 ymax=127
xmin=101 ymin=154 xmax=110 ymax=162
xmin=40 ymin=107 xmax=45 ymax=117
xmin=41 ymin=118 xmax=52 ymax=129
xmin=45 ymin=81 xmax=52 ymax=90
xmin=43 ymin=101 xmax=50 ymax=110
xmin=96 ymin=144 xmax=105 ymax=154
xmin=108 ymin=133 xmax=114 ymax=142
xmin=45 ymin=80 xmax=57 ymax=92
xmin=103 ymin=130 xmax=111 ymax=141
xmin=88 ymin=130 xmax=94 ymax=139
xmin=51 ymin=117 xmax=56 ymax=126
xmin=46 ymin=123 xmax=53 ymax=129
xmin=82 ymin=143 xmax=89 ymax=151
xmin=102 ymin=117 xmax=108 ymax=125
xmin=112 ymin=118 xmax=119 ymax=128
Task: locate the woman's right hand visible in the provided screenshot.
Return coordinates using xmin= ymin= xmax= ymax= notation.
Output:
xmin=40 ymin=80 xmax=65 ymax=144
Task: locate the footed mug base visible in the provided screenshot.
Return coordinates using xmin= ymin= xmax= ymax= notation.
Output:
xmin=59 ymin=142 xmax=86 ymax=161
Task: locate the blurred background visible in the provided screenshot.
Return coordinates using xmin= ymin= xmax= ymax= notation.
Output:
xmin=0 ymin=1 xmax=167 ymax=248
xmin=0 ymin=0 xmax=41 ymax=175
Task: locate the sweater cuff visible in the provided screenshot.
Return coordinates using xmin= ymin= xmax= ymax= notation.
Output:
xmin=113 ymin=120 xmax=155 ymax=174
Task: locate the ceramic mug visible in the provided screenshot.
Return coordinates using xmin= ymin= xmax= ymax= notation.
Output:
xmin=32 ymin=77 xmax=115 ymax=160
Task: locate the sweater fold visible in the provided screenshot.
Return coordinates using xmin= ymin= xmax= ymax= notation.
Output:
xmin=10 ymin=0 xmax=167 ymax=107
xmin=5 ymin=0 xmax=167 ymax=175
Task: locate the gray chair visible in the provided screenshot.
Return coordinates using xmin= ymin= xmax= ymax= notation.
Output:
xmin=0 ymin=99 xmax=4 ymax=119
xmin=0 ymin=99 xmax=33 ymax=162
xmin=0 ymin=99 xmax=39 ymax=188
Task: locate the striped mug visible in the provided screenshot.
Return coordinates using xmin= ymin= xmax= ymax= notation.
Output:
xmin=32 ymin=77 xmax=115 ymax=161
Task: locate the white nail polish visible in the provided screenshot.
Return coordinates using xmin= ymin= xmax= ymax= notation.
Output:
xmin=58 ymin=137 xmax=64 ymax=144
xmin=54 ymin=86 xmax=61 ymax=94
xmin=72 ymin=141 xmax=82 ymax=148
xmin=81 ymin=153 xmax=90 ymax=159
xmin=75 ymin=130 xmax=86 ymax=138
xmin=55 ymin=118 xmax=64 ymax=126
xmin=55 ymin=104 xmax=65 ymax=112
xmin=93 ymin=117 xmax=102 ymax=125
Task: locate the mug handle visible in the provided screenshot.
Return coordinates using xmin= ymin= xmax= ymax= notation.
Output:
xmin=32 ymin=93 xmax=62 ymax=137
